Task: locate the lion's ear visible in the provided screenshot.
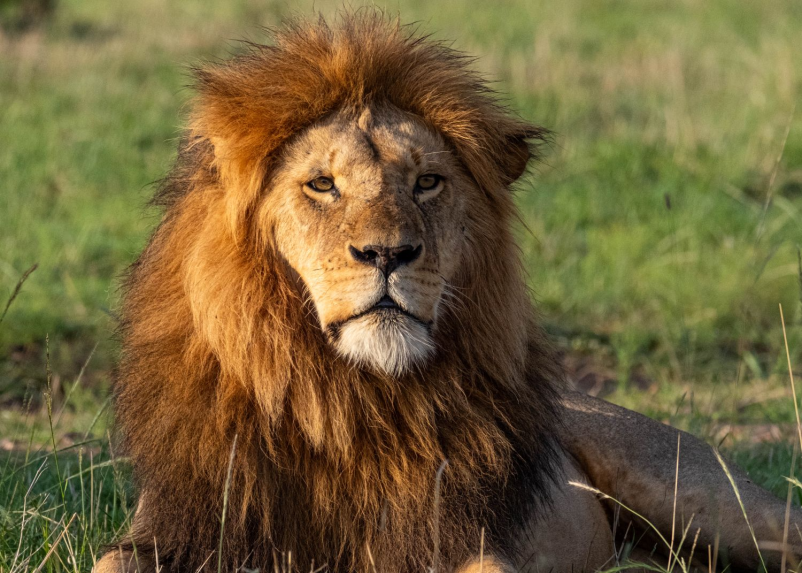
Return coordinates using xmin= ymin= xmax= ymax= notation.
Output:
xmin=497 ymin=126 xmax=549 ymax=186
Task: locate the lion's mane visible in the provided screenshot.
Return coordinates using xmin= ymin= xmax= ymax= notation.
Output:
xmin=115 ymin=12 xmax=562 ymax=572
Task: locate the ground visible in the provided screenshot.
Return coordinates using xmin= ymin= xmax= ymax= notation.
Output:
xmin=0 ymin=0 xmax=801 ymax=571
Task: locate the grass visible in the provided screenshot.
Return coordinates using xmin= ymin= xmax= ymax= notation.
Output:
xmin=0 ymin=0 xmax=801 ymax=570
xmin=0 ymin=445 xmax=133 ymax=573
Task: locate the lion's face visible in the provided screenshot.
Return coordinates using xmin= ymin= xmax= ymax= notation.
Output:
xmin=260 ymin=106 xmax=474 ymax=376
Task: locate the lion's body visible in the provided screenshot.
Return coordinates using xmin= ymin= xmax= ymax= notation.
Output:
xmin=97 ymin=12 xmax=802 ymax=573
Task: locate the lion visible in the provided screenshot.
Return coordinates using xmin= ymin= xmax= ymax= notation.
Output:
xmin=96 ymin=12 xmax=802 ymax=573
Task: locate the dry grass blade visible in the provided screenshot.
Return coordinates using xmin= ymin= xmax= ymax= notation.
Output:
xmin=780 ymin=305 xmax=802 ymax=455
xmin=712 ymin=449 xmax=767 ymax=571
xmin=30 ymin=514 xmax=77 ymax=573
xmin=218 ymin=434 xmax=238 ymax=573
xmin=430 ymin=459 xmax=449 ymax=573
xmin=568 ymin=481 xmax=678 ymax=565
xmin=712 ymin=533 xmax=719 ymax=573
xmin=366 ymin=543 xmax=378 ymax=573
xmin=0 ymin=262 xmax=37 ymax=326
xmin=193 ymin=550 xmax=215 ymax=573
xmin=781 ymin=303 xmax=801 ymax=573
xmin=479 ymin=527 xmax=485 ymax=573
xmin=675 ymin=516 xmax=697 ymax=572
xmin=155 ymin=537 xmax=162 ymax=573
xmin=668 ymin=434 xmax=681 ymax=572
xmin=687 ymin=527 xmax=701 ymax=570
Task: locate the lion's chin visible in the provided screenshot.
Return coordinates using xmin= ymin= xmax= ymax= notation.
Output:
xmin=333 ymin=312 xmax=434 ymax=377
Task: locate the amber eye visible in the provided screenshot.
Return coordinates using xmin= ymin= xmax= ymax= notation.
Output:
xmin=416 ymin=174 xmax=441 ymax=191
xmin=307 ymin=176 xmax=335 ymax=192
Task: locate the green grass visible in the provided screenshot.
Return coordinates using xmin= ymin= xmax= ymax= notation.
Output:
xmin=1 ymin=0 xmax=802 ymax=570
xmin=2 ymin=0 xmax=800 ymax=392
xmin=0 ymin=446 xmax=132 ymax=573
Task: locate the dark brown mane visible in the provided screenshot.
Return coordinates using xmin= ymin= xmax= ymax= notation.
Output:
xmin=114 ymin=11 xmax=562 ymax=572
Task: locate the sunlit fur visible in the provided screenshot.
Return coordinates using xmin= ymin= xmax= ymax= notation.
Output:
xmin=265 ymin=107 xmax=456 ymax=376
xmin=335 ymin=313 xmax=435 ymax=376
xmin=266 ymin=105 xmax=468 ymax=376
xmin=113 ymin=11 xmax=562 ymax=573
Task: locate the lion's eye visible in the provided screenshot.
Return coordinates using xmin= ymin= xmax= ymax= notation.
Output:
xmin=307 ymin=176 xmax=335 ymax=192
xmin=416 ymin=174 xmax=441 ymax=191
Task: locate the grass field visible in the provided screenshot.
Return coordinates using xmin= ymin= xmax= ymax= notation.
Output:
xmin=1 ymin=0 xmax=801 ymax=570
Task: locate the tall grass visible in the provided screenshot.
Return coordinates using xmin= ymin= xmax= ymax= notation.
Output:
xmin=0 ymin=402 xmax=131 ymax=572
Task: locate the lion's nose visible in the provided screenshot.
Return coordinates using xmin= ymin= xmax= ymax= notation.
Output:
xmin=348 ymin=243 xmax=422 ymax=275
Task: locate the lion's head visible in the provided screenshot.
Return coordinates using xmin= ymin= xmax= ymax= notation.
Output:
xmin=266 ymin=105 xmax=478 ymax=375
xmin=115 ymin=12 xmax=562 ymax=573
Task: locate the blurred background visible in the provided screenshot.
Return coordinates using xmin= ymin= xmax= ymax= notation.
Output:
xmin=0 ymin=0 xmax=801 ymax=567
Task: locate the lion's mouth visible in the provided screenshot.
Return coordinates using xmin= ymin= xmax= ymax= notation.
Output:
xmin=324 ymin=293 xmax=436 ymax=375
xmin=350 ymin=294 xmax=424 ymax=323
xmin=371 ymin=294 xmax=405 ymax=313
xmin=325 ymin=294 xmax=431 ymax=338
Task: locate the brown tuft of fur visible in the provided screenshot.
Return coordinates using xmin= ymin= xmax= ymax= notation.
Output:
xmin=114 ymin=11 xmax=562 ymax=573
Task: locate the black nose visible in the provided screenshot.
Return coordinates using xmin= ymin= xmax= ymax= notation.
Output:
xmin=349 ymin=243 xmax=422 ymax=275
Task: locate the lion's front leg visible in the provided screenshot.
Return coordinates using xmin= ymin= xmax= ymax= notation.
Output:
xmin=560 ymin=391 xmax=802 ymax=570
xmin=93 ymin=549 xmax=139 ymax=573
xmin=456 ymin=554 xmax=516 ymax=573
xmin=93 ymin=497 xmax=157 ymax=573
xmin=94 ymin=548 xmax=162 ymax=573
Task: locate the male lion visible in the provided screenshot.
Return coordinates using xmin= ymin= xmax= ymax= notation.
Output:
xmin=97 ymin=12 xmax=802 ymax=573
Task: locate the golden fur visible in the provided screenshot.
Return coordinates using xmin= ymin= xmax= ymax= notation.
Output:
xmin=112 ymin=12 xmax=561 ymax=573
xmin=99 ymin=11 xmax=802 ymax=573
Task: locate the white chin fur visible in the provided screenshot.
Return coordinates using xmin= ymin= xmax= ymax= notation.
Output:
xmin=334 ymin=314 xmax=434 ymax=376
